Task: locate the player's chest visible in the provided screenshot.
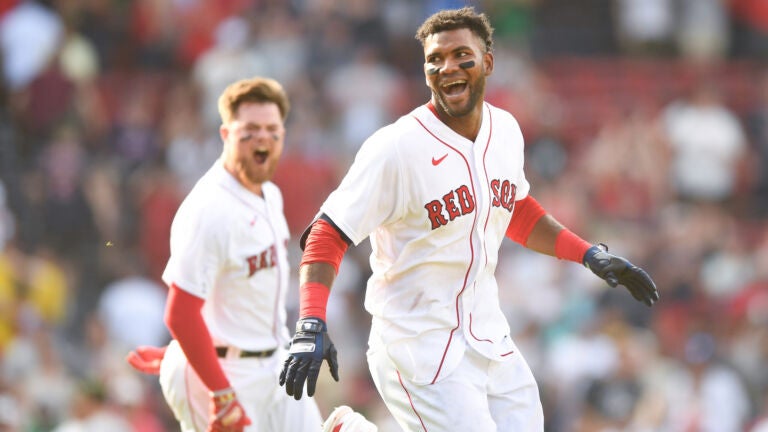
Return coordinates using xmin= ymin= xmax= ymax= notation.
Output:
xmin=406 ymin=137 xmax=522 ymax=228
xmin=226 ymin=201 xmax=290 ymax=277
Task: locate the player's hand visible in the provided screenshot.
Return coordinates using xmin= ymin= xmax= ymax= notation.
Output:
xmin=126 ymin=345 xmax=167 ymax=375
xmin=583 ymin=244 xmax=659 ymax=307
xmin=208 ymin=387 xmax=252 ymax=432
xmin=279 ymin=317 xmax=339 ymax=400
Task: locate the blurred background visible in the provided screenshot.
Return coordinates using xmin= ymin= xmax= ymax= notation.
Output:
xmin=1 ymin=0 xmax=767 ymax=431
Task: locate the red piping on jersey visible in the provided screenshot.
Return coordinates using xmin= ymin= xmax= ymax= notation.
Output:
xmin=480 ymin=103 xmax=493 ymax=269
xmin=474 ymin=106 xmax=511 ymax=347
xmin=397 ymin=370 xmax=429 ymax=431
xmin=468 ymin=313 xmax=492 ymax=344
xmin=413 ymin=107 xmax=480 ymax=385
xmin=218 ymin=183 xmax=283 ymax=347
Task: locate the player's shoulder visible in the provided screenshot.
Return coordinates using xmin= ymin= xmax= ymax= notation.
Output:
xmin=176 ymin=165 xmax=232 ymax=220
xmin=368 ymin=105 xmax=435 ymax=146
xmin=371 ymin=113 xmax=419 ymax=140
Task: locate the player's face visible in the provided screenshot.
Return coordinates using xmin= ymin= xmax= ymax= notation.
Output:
xmin=423 ymin=28 xmax=493 ymax=117
xmin=220 ymin=102 xmax=285 ymax=195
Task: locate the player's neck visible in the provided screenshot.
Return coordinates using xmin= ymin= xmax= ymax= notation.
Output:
xmin=430 ymin=101 xmax=483 ymax=142
xmin=223 ymin=162 xmax=264 ymax=197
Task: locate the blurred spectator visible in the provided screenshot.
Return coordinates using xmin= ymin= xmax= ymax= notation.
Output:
xmin=573 ymin=323 xmax=665 ymax=431
xmin=107 ymin=80 xmax=162 ymax=174
xmin=660 ymin=331 xmax=751 ymax=431
xmin=613 ymin=0 xmax=675 ymax=56
xmin=97 ymin=250 xmax=169 ymax=350
xmin=6 ymin=328 xmax=76 ymax=430
xmin=580 ymin=104 xmax=671 ymax=222
xmin=51 ymin=379 xmax=132 ymax=432
xmin=250 ymin=6 xmax=308 ymax=86
xmin=745 ymin=69 xmax=768 ymax=216
xmin=661 ymin=79 xmax=748 ymax=203
xmin=0 ymin=0 xmax=63 ymax=91
xmin=699 ymin=221 xmax=755 ymax=299
xmin=325 ymin=44 xmax=405 ymax=153
xmin=675 ymin=0 xmax=730 ymax=62
xmin=192 ymin=15 xmax=269 ymax=131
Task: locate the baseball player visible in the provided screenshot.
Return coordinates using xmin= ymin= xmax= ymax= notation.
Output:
xmin=124 ymin=77 xmax=376 ymax=432
xmin=155 ymin=76 xmax=315 ymax=432
xmin=279 ymin=7 xmax=659 ymax=432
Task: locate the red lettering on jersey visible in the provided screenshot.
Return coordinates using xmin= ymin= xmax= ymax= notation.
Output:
xmin=456 ymin=185 xmax=475 ymax=214
xmin=490 ymin=179 xmax=501 ymax=207
xmin=500 ymin=180 xmax=512 ymax=210
xmin=425 ymin=200 xmax=447 ymax=229
xmin=490 ymin=179 xmax=516 ymax=213
xmin=424 ymin=184 xmax=477 ymax=230
xmin=246 ymin=244 xmax=278 ymax=276
xmin=443 ymin=191 xmax=461 ymax=221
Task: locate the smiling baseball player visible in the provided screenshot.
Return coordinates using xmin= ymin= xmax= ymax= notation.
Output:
xmin=280 ymin=7 xmax=659 ymax=432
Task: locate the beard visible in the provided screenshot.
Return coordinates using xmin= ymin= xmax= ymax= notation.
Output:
xmin=433 ymin=72 xmax=486 ymax=118
xmin=237 ymin=157 xmax=275 ymax=187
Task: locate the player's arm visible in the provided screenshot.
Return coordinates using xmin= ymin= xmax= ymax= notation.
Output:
xmin=165 ymin=284 xmax=251 ymax=431
xmin=279 ymin=214 xmax=350 ymax=400
xmin=506 ymin=196 xmax=659 ymax=306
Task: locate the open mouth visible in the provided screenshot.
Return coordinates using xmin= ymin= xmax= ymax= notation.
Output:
xmin=254 ymin=149 xmax=269 ymax=164
xmin=442 ymin=80 xmax=467 ymax=97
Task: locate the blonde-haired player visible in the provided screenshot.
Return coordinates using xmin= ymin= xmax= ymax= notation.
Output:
xmin=127 ymin=76 xmax=375 ymax=432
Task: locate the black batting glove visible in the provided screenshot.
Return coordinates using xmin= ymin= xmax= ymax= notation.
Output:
xmin=279 ymin=317 xmax=339 ymax=400
xmin=583 ymin=244 xmax=660 ymax=307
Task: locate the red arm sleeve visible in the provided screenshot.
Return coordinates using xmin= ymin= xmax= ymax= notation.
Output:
xmin=297 ymin=219 xmax=350 ymax=321
xmin=554 ymin=228 xmax=592 ymax=263
xmin=164 ymin=284 xmax=230 ymax=392
xmin=299 ymin=219 xmax=349 ymax=272
xmin=505 ymin=195 xmax=547 ymax=246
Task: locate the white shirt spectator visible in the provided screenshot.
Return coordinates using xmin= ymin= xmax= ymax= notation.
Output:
xmin=0 ymin=1 xmax=63 ymax=89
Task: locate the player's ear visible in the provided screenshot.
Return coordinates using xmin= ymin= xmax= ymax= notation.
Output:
xmin=483 ymin=51 xmax=494 ymax=76
xmin=219 ymin=124 xmax=229 ymax=143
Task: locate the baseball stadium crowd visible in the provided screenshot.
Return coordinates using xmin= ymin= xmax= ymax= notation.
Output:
xmin=1 ymin=0 xmax=768 ymax=431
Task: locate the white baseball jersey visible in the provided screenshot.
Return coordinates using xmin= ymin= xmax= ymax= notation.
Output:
xmin=162 ymin=159 xmax=291 ymax=351
xmin=321 ymin=102 xmax=530 ymax=385
xmin=159 ymin=159 xmax=323 ymax=432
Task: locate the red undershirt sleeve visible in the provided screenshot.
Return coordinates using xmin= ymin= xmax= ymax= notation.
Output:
xmin=298 ymin=219 xmax=350 ymax=321
xmin=164 ymin=284 xmax=230 ymax=392
xmin=554 ymin=228 xmax=592 ymax=264
xmin=505 ymin=195 xmax=546 ymax=246
xmin=300 ymin=219 xmax=349 ymax=273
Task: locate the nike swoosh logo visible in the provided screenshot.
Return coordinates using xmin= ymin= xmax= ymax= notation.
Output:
xmin=432 ymin=154 xmax=448 ymax=166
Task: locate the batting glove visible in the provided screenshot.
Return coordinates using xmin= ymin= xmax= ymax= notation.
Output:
xmin=208 ymin=387 xmax=251 ymax=432
xmin=583 ymin=244 xmax=659 ymax=307
xmin=126 ymin=345 xmax=167 ymax=375
xmin=279 ymin=317 xmax=339 ymax=400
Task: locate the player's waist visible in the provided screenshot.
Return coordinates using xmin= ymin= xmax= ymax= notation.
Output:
xmin=214 ymin=345 xmax=279 ymax=359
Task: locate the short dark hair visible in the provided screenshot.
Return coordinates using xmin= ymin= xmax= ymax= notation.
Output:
xmin=217 ymin=77 xmax=290 ymax=124
xmin=415 ymin=7 xmax=494 ymax=53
